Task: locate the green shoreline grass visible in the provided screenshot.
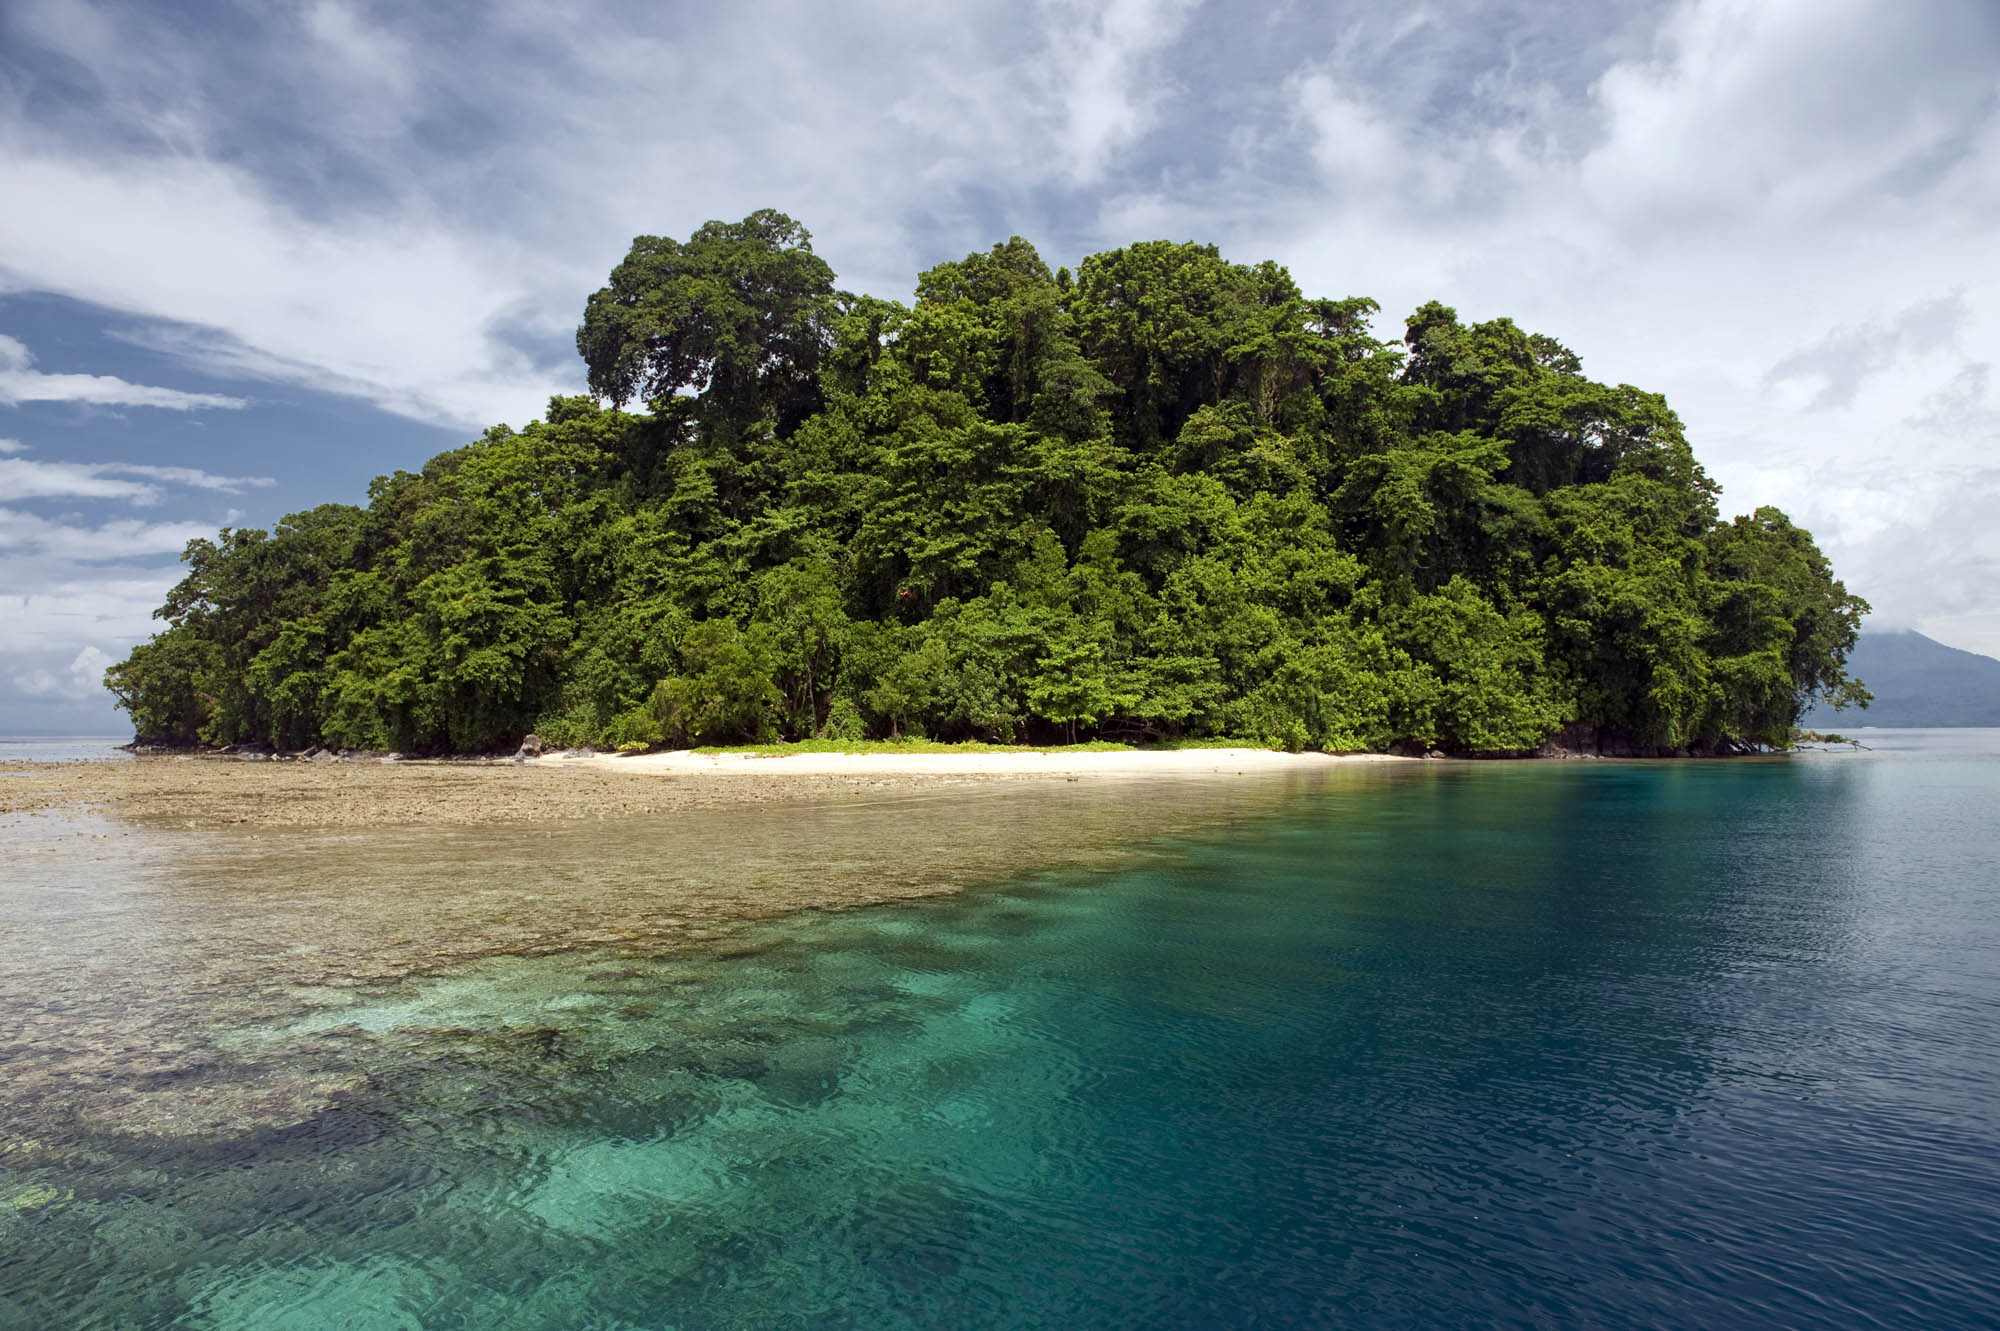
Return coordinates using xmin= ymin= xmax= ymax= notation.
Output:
xmin=684 ymin=737 xmax=1282 ymax=757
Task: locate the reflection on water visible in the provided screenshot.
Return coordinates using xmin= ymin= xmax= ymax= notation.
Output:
xmin=4 ymin=741 xmax=1999 ymax=1329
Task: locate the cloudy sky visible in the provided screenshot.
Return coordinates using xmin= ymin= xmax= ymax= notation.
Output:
xmin=1 ymin=0 xmax=1995 ymax=733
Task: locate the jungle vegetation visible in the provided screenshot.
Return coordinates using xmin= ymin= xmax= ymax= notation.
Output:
xmin=107 ymin=211 xmax=1870 ymax=755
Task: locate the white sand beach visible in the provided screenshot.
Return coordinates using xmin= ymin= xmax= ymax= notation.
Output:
xmin=560 ymin=746 xmax=1402 ymax=778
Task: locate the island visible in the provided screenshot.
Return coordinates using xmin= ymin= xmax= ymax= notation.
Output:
xmin=104 ymin=212 xmax=1869 ymax=759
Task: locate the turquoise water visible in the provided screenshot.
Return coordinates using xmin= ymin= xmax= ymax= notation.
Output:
xmin=4 ymin=736 xmax=1999 ymax=1328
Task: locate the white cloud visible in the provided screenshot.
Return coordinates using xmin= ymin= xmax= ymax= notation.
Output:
xmin=1262 ymin=0 xmax=2000 ymax=651
xmin=0 ymin=152 xmax=556 ymax=428
xmin=301 ymin=0 xmax=418 ymax=114
xmin=0 ymin=515 xmax=201 ymax=719
xmin=0 ymin=473 xmax=199 ymax=725
xmin=114 ymin=463 xmax=277 ymax=493
xmin=0 ymin=2 xmax=1070 ymax=428
xmin=0 ymin=456 xmax=157 ymax=502
xmin=1723 ymin=454 xmax=2000 ymax=648
xmin=1036 ymin=0 xmax=1201 ymax=184
xmin=1291 ymin=72 xmax=1409 ymax=192
xmin=1764 ymin=296 xmax=1968 ymax=412
xmin=1578 ymin=0 xmax=1992 ymax=230
xmin=0 ymin=0 xmax=1996 ymax=660
xmin=11 ymin=644 xmax=113 ymax=699
xmin=0 ymin=568 xmax=183 ymax=656
xmin=0 ymin=450 xmax=275 ymax=504
xmin=0 ymin=506 xmax=213 ymax=560
xmin=0 ymin=332 xmax=246 ymax=409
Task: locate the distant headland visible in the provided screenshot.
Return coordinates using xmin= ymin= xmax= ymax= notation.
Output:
xmin=1805 ymin=630 xmax=2000 ymax=727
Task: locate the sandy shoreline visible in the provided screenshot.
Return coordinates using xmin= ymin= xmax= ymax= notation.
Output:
xmin=1 ymin=747 xmax=1399 ymax=828
xmin=558 ymin=746 xmax=1389 ymax=776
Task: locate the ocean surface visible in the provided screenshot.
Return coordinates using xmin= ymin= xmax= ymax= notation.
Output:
xmin=0 ymin=735 xmax=131 ymax=763
xmin=3 ymin=733 xmax=1997 ymax=1329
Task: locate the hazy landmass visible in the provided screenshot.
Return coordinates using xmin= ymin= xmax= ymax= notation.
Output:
xmin=1806 ymin=630 xmax=2000 ymax=727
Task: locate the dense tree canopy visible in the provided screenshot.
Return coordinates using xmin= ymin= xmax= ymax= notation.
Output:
xmin=108 ymin=214 xmax=1869 ymax=755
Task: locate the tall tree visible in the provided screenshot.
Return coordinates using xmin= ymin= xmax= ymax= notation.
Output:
xmin=576 ymin=210 xmax=839 ymax=439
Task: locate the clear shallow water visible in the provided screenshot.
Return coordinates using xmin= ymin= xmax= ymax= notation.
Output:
xmin=3 ymin=738 xmax=1999 ymax=1329
xmin=0 ymin=736 xmax=130 ymax=763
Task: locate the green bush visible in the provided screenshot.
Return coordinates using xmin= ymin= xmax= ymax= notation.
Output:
xmin=600 ymin=706 xmax=664 ymax=750
xmin=821 ymin=695 xmax=867 ymax=741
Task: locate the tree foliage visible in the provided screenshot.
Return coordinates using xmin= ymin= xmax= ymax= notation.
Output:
xmin=109 ymin=218 xmax=1868 ymax=754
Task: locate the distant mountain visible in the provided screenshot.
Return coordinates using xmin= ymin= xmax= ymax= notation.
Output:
xmin=1807 ymin=630 xmax=2000 ymax=728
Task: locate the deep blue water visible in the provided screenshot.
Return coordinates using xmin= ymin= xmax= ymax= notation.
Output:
xmin=3 ymin=734 xmax=1998 ymax=1328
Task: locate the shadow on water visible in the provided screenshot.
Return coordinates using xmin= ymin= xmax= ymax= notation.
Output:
xmin=4 ymin=741 xmax=1999 ymax=1328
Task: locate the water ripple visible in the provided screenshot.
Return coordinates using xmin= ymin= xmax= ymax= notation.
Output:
xmin=4 ymin=739 xmax=2000 ymax=1327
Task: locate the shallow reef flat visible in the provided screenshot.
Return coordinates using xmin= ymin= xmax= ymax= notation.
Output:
xmin=0 ymin=766 xmax=1395 ymax=1155
xmin=0 ymin=754 xmax=977 ymax=827
xmin=8 ymin=742 xmax=1999 ymax=1328
xmin=0 ymin=747 xmax=1385 ymax=829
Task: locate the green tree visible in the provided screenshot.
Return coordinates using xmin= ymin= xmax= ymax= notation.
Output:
xmin=650 ymin=620 xmax=782 ymax=745
xmin=1027 ymin=631 xmax=1131 ymax=743
xmin=1703 ymin=506 xmax=1870 ymax=744
xmin=577 ymin=209 xmax=838 ymax=438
